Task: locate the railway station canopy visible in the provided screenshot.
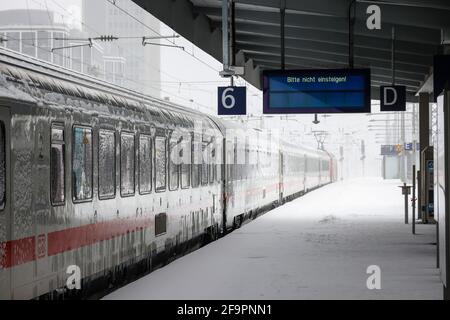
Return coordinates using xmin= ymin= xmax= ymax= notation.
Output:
xmin=131 ymin=0 xmax=450 ymax=102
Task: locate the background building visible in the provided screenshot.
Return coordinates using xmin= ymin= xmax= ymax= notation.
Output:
xmin=0 ymin=2 xmax=161 ymax=96
xmin=0 ymin=9 xmax=70 ymax=67
xmin=0 ymin=9 xmax=110 ymax=82
xmin=82 ymin=0 xmax=161 ymax=97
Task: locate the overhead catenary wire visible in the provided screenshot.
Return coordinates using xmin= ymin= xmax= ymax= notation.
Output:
xmin=46 ymin=0 xmax=219 ymax=100
xmin=45 ymin=0 xmax=187 ymax=83
xmin=42 ymin=0 xmax=217 ymax=106
xmin=104 ymin=0 xmax=220 ymax=74
xmin=1 ymin=32 xmax=214 ymax=114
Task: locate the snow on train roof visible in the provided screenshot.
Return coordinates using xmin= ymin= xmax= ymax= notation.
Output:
xmin=0 ymin=47 xmax=217 ymax=130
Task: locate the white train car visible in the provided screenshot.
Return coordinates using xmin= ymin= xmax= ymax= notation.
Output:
xmin=0 ymin=48 xmax=336 ymax=300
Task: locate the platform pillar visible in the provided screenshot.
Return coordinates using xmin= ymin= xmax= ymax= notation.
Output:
xmin=440 ymin=30 xmax=450 ymax=299
xmin=418 ymin=92 xmax=430 ymax=220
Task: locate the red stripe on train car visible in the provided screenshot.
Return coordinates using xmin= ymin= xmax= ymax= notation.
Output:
xmin=0 ymin=217 xmax=153 ymax=269
xmin=0 ymin=236 xmax=35 ymax=268
xmin=47 ymin=217 xmax=153 ymax=256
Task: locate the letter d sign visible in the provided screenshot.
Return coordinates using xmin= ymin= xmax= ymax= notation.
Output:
xmin=380 ymin=85 xmax=406 ymax=111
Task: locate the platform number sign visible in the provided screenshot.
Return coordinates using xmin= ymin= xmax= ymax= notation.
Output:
xmin=218 ymin=86 xmax=246 ymax=115
xmin=380 ymin=85 xmax=406 ymax=111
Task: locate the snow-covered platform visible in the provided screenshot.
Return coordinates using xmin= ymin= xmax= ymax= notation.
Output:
xmin=104 ymin=178 xmax=442 ymax=300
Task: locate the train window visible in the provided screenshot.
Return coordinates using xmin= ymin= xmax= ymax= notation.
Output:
xmin=216 ymin=162 xmax=222 ymax=183
xmin=98 ymin=130 xmax=116 ymax=199
xmin=139 ymin=134 xmax=152 ymax=194
xmin=180 ymin=136 xmax=190 ymax=189
xmin=72 ymin=126 xmax=93 ymax=201
xmin=215 ymin=141 xmax=222 ymax=183
xmin=155 ymin=212 xmax=167 ymax=236
xmin=155 ymin=136 xmax=166 ymax=192
xmin=245 ymin=138 xmax=250 ymax=180
xmin=169 ymin=136 xmax=179 ymax=191
xmin=51 ymin=124 xmax=65 ymax=205
xmin=120 ymin=133 xmax=135 ymax=196
xmin=322 ymin=160 xmax=329 ymax=171
xmin=226 ymin=146 xmax=233 ymax=182
xmin=191 ymin=137 xmax=200 ymax=188
xmin=201 ymin=141 xmax=208 ymax=185
xmin=209 ymin=147 xmax=215 ymax=184
xmin=0 ymin=121 xmax=6 ymax=210
xmin=233 ymin=140 xmax=238 ymax=181
xmin=312 ymin=159 xmax=319 ymax=172
xmin=298 ymin=156 xmax=305 ymax=173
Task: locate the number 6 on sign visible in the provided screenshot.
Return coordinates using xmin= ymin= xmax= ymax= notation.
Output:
xmin=222 ymin=87 xmax=236 ymax=109
xmin=218 ymin=86 xmax=246 ymax=115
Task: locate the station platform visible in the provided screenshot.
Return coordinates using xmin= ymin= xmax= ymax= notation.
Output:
xmin=104 ymin=178 xmax=442 ymax=300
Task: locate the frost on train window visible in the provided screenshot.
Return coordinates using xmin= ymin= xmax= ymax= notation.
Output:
xmin=0 ymin=121 xmax=6 ymax=210
xmin=169 ymin=136 xmax=179 ymax=191
xmin=120 ymin=133 xmax=135 ymax=196
xmin=51 ymin=125 xmax=65 ymax=205
xmin=99 ymin=130 xmax=116 ymax=199
xmin=180 ymin=136 xmax=190 ymax=189
xmin=155 ymin=136 xmax=167 ymax=192
xmin=201 ymin=141 xmax=208 ymax=185
xmin=191 ymin=137 xmax=201 ymax=188
xmin=209 ymin=147 xmax=215 ymax=184
xmin=72 ymin=126 xmax=93 ymax=201
xmin=139 ymin=134 xmax=152 ymax=194
xmin=216 ymin=162 xmax=222 ymax=183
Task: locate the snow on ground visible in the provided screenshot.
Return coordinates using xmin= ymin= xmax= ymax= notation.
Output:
xmin=104 ymin=178 xmax=442 ymax=300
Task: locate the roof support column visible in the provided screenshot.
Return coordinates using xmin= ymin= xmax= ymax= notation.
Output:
xmin=280 ymin=0 xmax=286 ymax=70
xmin=391 ymin=27 xmax=396 ymax=84
xmin=443 ymin=29 xmax=450 ymax=54
xmin=440 ymin=28 xmax=450 ymax=301
xmin=418 ymin=92 xmax=430 ymax=221
xmin=348 ymin=0 xmax=357 ymax=68
xmin=230 ymin=0 xmax=236 ymax=67
xmin=230 ymin=0 xmax=236 ymax=85
xmin=221 ymin=0 xmax=229 ymax=71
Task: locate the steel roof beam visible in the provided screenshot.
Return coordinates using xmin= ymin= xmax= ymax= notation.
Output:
xmin=217 ymin=21 xmax=440 ymax=56
xmin=236 ymin=41 xmax=432 ymax=68
xmin=225 ymin=0 xmax=450 ymax=29
xmin=196 ymin=6 xmax=443 ymax=45
xmin=238 ymin=40 xmax=430 ymax=75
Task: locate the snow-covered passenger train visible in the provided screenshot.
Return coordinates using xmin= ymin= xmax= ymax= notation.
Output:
xmin=0 ymin=47 xmax=336 ymax=299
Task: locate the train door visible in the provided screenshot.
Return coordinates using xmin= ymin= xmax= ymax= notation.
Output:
xmin=0 ymin=106 xmax=11 ymax=299
xmin=279 ymin=151 xmax=284 ymax=204
xmin=303 ymin=155 xmax=308 ymax=191
xmin=221 ymin=136 xmax=227 ymax=232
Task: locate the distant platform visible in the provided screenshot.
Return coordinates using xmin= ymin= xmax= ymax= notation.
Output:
xmin=104 ymin=178 xmax=442 ymax=300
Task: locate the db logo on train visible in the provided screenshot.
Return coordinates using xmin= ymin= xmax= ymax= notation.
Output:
xmin=36 ymin=234 xmax=46 ymax=259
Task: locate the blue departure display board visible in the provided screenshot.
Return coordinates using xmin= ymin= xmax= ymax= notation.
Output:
xmin=263 ymin=69 xmax=371 ymax=114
